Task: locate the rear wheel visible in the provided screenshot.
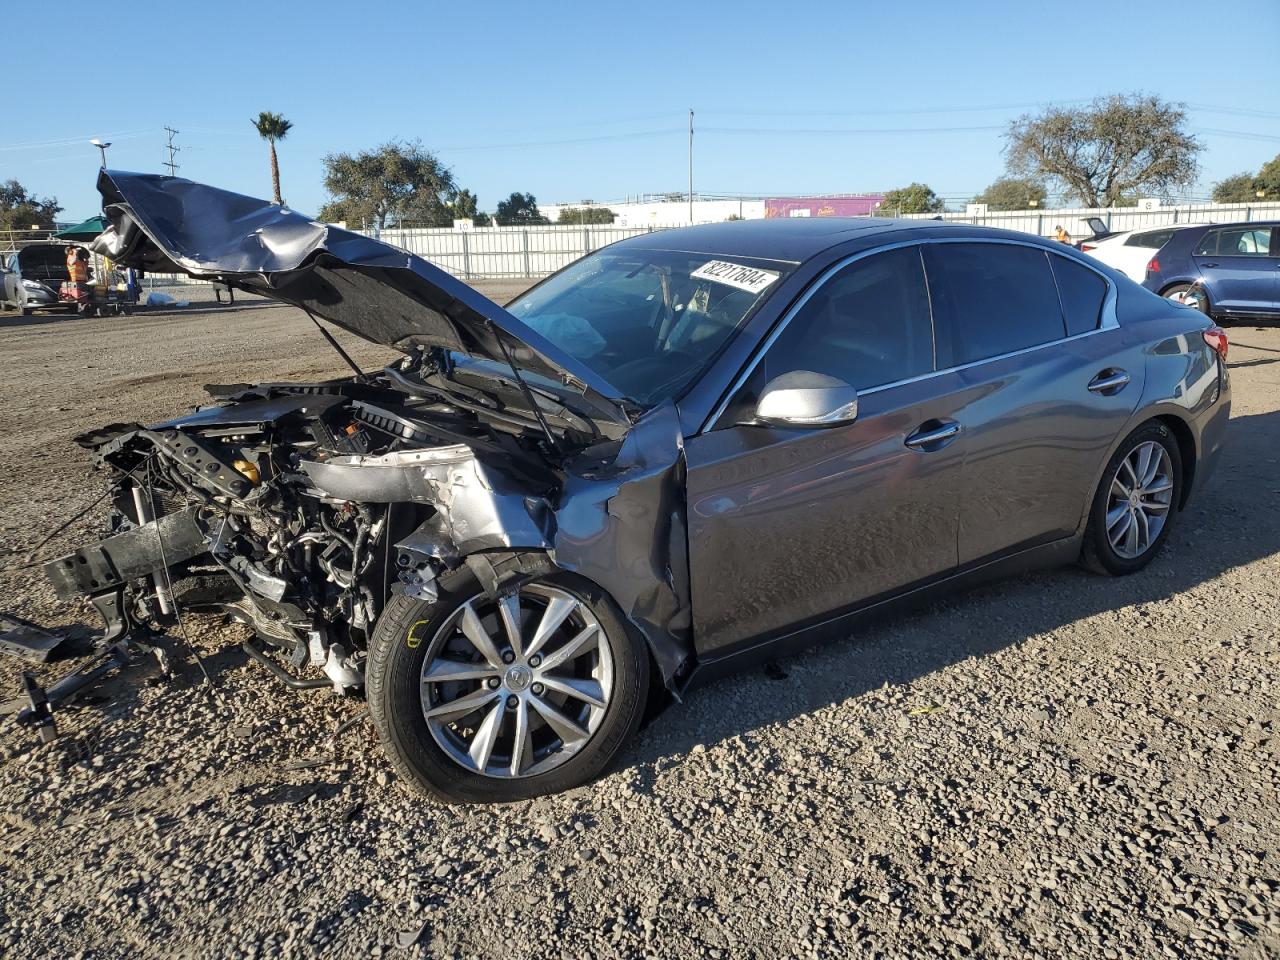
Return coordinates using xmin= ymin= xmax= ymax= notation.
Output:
xmin=367 ymin=566 xmax=649 ymax=803
xmin=1081 ymin=422 xmax=1182 ymax=576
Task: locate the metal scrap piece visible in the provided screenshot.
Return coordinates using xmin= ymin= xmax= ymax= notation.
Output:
xmin=0 ymin=614 xmax=69 ymax=664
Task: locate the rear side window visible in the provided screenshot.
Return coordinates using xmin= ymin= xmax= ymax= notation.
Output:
xmin=1125 ymin=228 xmax=1177 ymax=249
xmin=1050 ymin=256 xmax=1108 ymax=336
xmin=924 ymin=243 xmax=1066 ymax=367
xmin=722 ymin=246 xmax=934 ymax=422
xmin=1195 ymin=227 xmax=1272 ymax=257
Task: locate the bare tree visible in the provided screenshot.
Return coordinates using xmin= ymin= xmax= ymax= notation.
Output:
xmin=1005 ymin=95 xmax=1200 ymax=207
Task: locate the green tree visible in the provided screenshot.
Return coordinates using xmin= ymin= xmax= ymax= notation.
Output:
xmin=1251 ymin=153 xmax=1280 ymax=200
xmin=445 ymin=189 xmax=491 ymax=226
xmin=251 ymin=111 xmax=293 ymax=205
xmin=0 ymin=180 xmax=61 ymax=236
xmin=556 ymin=206 xmax=615 ymax=225
xmin=318 ymin=140 xmax=458 ymax=229
xmin=495 ymin=192 xmax=549 ymax=226
xmin=1212 ymin=172 xmax=1256 ymax=203
xmin=880 ymin=183 xmax=944 ymax=215
xmin=1005 ymin=94 xmax=1200 ymax=207
xmin=971 ymin=177 xmax=1048 ymax=211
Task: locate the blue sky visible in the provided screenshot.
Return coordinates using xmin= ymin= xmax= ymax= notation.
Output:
xmin=7 ymin=0 xmax=1280 ymax=221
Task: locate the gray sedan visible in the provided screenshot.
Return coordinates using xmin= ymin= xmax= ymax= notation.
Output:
xmin=51 ymin=174 xmax=1230 ymax=802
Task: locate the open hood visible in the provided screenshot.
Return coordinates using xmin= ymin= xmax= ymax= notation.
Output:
xmin=90 ymin=170 xmax=631 ymax=425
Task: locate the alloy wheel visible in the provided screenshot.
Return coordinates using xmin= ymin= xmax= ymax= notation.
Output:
xmin=419 ymin=584 xmax=615 ymax=779
xmin=1105 ymin=441 xmax=1174 ymax=559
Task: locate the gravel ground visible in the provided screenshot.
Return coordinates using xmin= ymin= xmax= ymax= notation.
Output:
xmin=0 ymin=292 xmax=1278 ymax=959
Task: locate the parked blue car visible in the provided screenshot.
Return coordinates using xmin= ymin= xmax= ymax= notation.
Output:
xmin=1142 ymin=221 xmax=1279 ymax=319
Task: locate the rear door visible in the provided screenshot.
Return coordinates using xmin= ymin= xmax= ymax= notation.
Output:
xmin=684 ymin=244 xmax=964 ymax=657
xmin=1191 ymin=225 xmax=1279 ymax=314
xmin=922 ymin=242 xmax=1145 ymax=565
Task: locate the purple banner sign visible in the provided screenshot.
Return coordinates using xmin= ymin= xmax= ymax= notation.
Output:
xmin=765 ymin=195 xmax=885 ymax=218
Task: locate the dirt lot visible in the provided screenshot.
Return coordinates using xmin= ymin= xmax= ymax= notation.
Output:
xmin=0 ymin=291 xmax=1278 ymax=959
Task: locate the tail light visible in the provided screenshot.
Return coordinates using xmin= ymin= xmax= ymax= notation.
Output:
xmin=1203 ymin=325 xmax=1228 ymax=361
xmin=1147 ymin=257 xmax=1160 ymax=274
xmin=1080 ymin=244 xmax=1095 ymax=252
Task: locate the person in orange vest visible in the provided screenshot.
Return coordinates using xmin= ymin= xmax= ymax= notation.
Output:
xmin=1054 ymin=225 xmax=1071 ymax=244
xmin=65 ymin=246 xmax=89 ymax=283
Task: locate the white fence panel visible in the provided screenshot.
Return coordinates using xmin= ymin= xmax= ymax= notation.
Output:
xmin=902 ymin=202 xmax=1280 ymax=239
xmin=123 ymin=201 xmax=1280 ymax=288
xmin=371 ymin=223 xmax=688 ymax=280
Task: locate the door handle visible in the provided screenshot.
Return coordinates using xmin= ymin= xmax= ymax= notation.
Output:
xmin=1087 ymin=369 xmax=1130 ymax=394
xmin=904 ymin=419 xmax=961 ymax=450
xmin=1199 ymin=262 xmax=1218 ymax=268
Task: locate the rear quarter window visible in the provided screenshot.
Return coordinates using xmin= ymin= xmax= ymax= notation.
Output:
xmin=924 ymin=243 xmax=1067 ymax=367
xmin=1050 ymin=256 xmax=1108 ymax=336
xmin=1125 ymin=229 xmax=1176 ymax=249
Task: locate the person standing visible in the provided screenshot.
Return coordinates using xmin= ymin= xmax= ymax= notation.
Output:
xmin=1054 ymin=224 xmax=1071 ymax=244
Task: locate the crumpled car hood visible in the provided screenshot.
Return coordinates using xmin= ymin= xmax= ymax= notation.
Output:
xmin=90 ymin=170 xmax=631 ymax=425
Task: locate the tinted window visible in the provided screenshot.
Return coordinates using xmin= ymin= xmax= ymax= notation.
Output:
xmin=723 ymin=246 xmax=934 ymax=422
xmin=1195 ymin=227 xmax=1272 ymax=257
xmin=924 ymin=243 xmax=1066 ymax=366
xmin=1125 ymin=228 xmax=1177 ymax=249
xmin=1051 ymin=256 xmax=1108 ymax=336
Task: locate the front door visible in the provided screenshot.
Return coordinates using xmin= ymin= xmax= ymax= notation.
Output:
xmin=684 ymin=245 xmax=964 ymax=657
xmin=1192 ymin=225 xmax=1279 ymax=314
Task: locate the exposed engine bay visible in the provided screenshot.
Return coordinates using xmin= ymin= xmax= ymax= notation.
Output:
xmin=44 ymin=343 xmax=689 ymax=696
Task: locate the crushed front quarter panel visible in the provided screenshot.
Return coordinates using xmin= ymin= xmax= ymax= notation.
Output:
xmin=360 ymin=403 xmax=695 ymax=689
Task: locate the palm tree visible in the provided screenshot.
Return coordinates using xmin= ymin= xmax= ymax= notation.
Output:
xmin=252 ymin=111 xmax=293 ymax=204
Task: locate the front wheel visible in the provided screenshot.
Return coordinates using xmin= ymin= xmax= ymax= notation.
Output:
xmin=366 ymin=566 xmax=649 ymax=803
xmin=1081 ymin=422 xmax=1183 ymax=576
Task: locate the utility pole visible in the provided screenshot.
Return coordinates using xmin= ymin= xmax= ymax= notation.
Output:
xmin=163 ymin=127 xmax=181 ymax=176
xmin=688 ymin=108 xmax=694 ymax=224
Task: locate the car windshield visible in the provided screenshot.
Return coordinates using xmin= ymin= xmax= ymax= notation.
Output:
xmin=507 ymin=247 xmax=792 ymax=405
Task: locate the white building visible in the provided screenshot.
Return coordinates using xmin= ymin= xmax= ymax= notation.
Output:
xmin=541 ymin=197 xmax=766 ymax=227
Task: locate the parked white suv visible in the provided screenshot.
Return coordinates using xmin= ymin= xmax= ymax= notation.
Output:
xmin=1080 ymin=224 xmax=1206 ymax=283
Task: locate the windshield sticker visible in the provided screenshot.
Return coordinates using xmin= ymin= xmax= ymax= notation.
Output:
xmin=690 ymin=260 xmax=780 ymax=294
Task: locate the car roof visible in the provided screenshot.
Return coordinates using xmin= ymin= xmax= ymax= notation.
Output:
xmin=1191 ymin=220 xmax=1280 ymax=229
xmin=611 ymin=216 xmax=970 ymax=264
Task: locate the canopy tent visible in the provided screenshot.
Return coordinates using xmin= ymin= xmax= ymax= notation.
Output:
xmin=54 ymin=216 xmax=109 ymax=241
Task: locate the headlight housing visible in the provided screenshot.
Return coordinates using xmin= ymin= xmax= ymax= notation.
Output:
xmin=21 ymin=279 xmax=46 ymax=290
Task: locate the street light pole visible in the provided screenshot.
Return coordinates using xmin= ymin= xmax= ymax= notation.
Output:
xmin=89 ymin=138 xmax=112 ymax=168
xmin=688 ymin=108 xmax=694 ymax=224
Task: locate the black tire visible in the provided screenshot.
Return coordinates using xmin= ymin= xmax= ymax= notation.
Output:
xmin=20 ymin=307 xmax=33 ymax=317
xmin=1161 ymin=283 xmax=1211 ymax=317
xmin=1081 ymin=421 xmax=1183 ymax=576
xmin=367 ymin=564 xmax=649 ymax=803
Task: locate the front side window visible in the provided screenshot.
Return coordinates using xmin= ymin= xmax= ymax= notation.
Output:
xmin=1195 ymin=227 xmax=1272 ymax=257
xmin=507 ymin=248 xmax=793 ymax=406
xmin=1050 ymin=255 xmax=1108 ymax=336
xmin=924 ymin=243 xmax=1066 ymax=367
xmin=721 ymin=246 xmax=934 ymax=423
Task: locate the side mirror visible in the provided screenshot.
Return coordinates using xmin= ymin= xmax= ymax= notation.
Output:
xmin=754 ymin=371 xmax=858 ymax=428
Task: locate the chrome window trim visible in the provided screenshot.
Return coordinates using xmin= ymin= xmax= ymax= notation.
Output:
xmin=703 ymin=236 xmax=1120 ymax=432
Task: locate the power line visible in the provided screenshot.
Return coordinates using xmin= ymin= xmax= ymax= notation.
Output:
xmin=0 ymin=129 xmax=152 ymax=152
xmin=702 ymin=124 xmax=1004 ymax=135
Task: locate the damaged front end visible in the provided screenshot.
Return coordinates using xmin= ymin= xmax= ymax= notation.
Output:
xmin=23 ymin=171 xmax=696 ymax=734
